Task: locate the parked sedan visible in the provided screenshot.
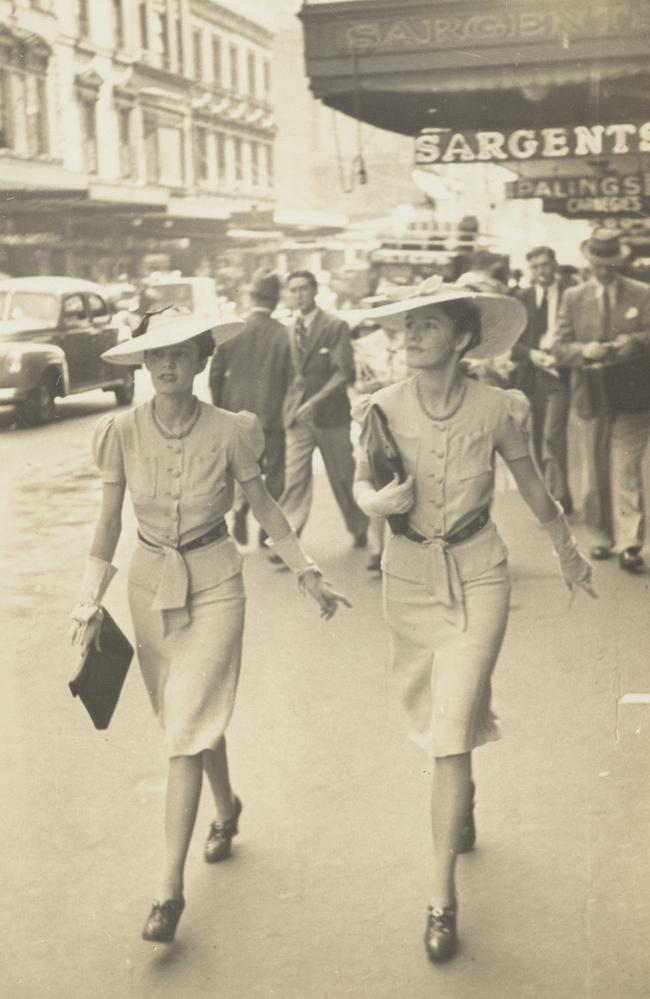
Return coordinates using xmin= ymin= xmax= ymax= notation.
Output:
xmin=0 ymin=277 xmax=136 ymax=425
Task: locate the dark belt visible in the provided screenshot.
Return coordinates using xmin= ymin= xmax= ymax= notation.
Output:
xmin=138 ymin=519 xmax=228 ymax=554
xmin=404 ymin=507 xmax=490 ymax=547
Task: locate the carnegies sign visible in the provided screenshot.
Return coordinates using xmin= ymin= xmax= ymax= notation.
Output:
xmin=414 ymin=123 xmax=650 ymax=165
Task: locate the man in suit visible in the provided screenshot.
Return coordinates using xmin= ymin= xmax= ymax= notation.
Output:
xmin=209 ymin=268 xmax=292 ymax=544
xmin=511 ymin=245 xmax=573 ymax=511
xmin=554 ymin=229 xmax=650 ymax=572
xmin=275 ymin=269 xmax=368 ymax=547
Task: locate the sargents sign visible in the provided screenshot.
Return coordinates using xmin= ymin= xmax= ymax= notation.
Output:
xmin=415 ymin=123 xmax=650 ymax=165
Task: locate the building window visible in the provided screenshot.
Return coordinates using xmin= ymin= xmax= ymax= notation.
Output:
xmin=173 ymin=3 xmax=184 ymax=75
xmin=158 ymin=124 xmax=185 ymax=186
xmin=194 ymin=126 xmax=208 ymax=184
xmin=216 ymin=132 xmax=225 ymax=185
xmin=118 ymin=107 xmax=134 ymax=178
xmin=247 ymin=51 xmax=256 ymax=97
xmin=229 ymin=44 xmax=238 ymax=92
xmin=78 ymin=0 xmax=90 ymax=37
xmin=266 ymin=144 xmax=274 ymax=186
xmin=234 ymin=136 xmax=243 ymax=182
xmin=0 ymin=69 xmax=49 ymax=156
xmin=81 ymin=100 xmax=98 ymax=174
xmin=113 ymin=0 xmax=125 ymax=49
xmin=138 ymin=0 xmax=149 ymax=50
xmin=263 ymin=60 xmax=271 ymax=100
xmin=211 ymin=35 xmax=221 ymax=87
xmin=192 ymin=29 xmax=203 ymax=81
xmin=152 ymin=0 xmax=170 ymax=70
xmin=251 ymin=141 xmax=259 ymax=186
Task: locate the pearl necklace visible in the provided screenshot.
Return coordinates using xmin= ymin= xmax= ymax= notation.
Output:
xmin=151 ymin=396 xmax=200 ymax=438
xmin=415 ymin=377 xmax=468 ymax=422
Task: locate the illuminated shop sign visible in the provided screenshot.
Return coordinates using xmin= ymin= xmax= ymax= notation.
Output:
xmin=414 ymin=123 xmax=650 ymax=165
xmin=506 ymin=174 xmax=650 ymax=217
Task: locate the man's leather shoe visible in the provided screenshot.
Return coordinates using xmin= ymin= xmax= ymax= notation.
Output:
xmin=619 ymin=548 xmax=645 ymax=573
xmin=204 ymin=796 xmax=242 ymax=863
xmin=142 ymin=897 xmax=185 ymax=943
xmin=590 ymin=545 xmax=613 ymax=560
xmin=424 ymin=901 xmax=458 ymax=962
xmin=366 ymin=553 xmax=381 ymax=572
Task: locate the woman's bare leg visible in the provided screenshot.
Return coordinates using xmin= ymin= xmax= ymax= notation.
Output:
xmin=430 ymin=751 xmax=473 ymax=908
xmin=158 ymin=753 xmax=203 ymax=900
xmin=202 ymin=736 xmax=237 ymax=819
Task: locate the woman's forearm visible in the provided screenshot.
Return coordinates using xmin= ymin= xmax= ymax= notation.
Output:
xmin=506 ymin=455 xmax=558 ymax=523
xmin=89 ymin=512 xmax=123 ymax=562
xmin=241 ymin=477 xmax=293 ymax=540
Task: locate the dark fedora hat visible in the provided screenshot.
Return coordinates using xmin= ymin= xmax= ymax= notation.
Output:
xmin=581 ymin=227 xmax=631 ymax=266
xmin=251 ymin=268 xmax=281 ymax=304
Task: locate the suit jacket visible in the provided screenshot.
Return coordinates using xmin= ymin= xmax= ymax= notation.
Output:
xmin=283 ymin=308 xmax=355 ymax=429
xmin=511 ymin=280 xmax=569 ymax=396
xmin=553 ymin=275 xmax=650 ymax=418
xmin=209 ymin=310 xmax=292 ymax=431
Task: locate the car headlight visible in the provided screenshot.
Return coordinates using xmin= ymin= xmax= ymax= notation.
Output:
xmin=3 ymin=348 xmax=23 ymax=374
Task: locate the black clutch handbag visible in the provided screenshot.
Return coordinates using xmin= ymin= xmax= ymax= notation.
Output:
xmin=69 ymin=608 xmax=134 ymax=730
xmin=365 ymin=403 xmax=409 ymax=535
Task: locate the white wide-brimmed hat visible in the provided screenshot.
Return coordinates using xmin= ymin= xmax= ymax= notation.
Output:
xmin=101 ymin=306 xmax=244 ymax=366
xmin=361 ymin=275 xmax=526 ymax=360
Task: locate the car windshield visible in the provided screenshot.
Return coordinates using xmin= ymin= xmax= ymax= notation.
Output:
xmin=0 ymin=291 xmax=59 ymax=323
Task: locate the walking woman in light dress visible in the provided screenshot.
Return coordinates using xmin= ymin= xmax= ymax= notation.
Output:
xmin=69 ymin=307 xmax=348 ymax=944
xmin=353 ymin=280 xmax=596 ymax=962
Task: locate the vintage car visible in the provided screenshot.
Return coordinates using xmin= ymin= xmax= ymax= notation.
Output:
xmin=0 ymin=277 xmax=135 ymax=425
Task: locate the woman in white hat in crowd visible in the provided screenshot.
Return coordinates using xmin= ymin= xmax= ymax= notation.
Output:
xmin=69 ymin=307 xmax=349 ymax=944
xmin=353 ymin=279 xmax=595 ymax=963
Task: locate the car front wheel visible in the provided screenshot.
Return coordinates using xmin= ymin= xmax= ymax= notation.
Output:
xmin=114 ymin=371 xmax=135 ymax=406
xmin=17 ymin=372 xmax=57 ymax=426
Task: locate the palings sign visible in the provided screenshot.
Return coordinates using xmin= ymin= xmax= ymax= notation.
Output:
xmin=506 ymin=174 xmax=650 ymax=217
xmin=414 ymin=123 xmax=650 ymax=165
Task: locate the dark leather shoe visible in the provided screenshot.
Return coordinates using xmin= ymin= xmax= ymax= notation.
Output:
xmin=590 ymin=545 xmax=613 ymax=560
xmin=619 ymin=548 xmax=645 ymax=573
xmin=204 ymin=796 xmax=242 ymax=863
xmin=366 ymin=553 xmax=382 ymax=572
xmin=352 ymin=531 xmax=368 ymax=549
xmin=457 ymin=781 xmax=476 ymax=854
xmin=233 ymin=508 xmax=248 ymax=545
xmin=142 ymin=897 xmax=185 ymax=943
xmin=424 ymin=901 xmax=458 ymax=963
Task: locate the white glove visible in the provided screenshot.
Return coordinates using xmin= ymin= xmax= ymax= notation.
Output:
xmin=540 ymin=505 xmax=597 ymax=598
xmin=69 ymin=557 xmax=117 ymax=653
xmin=355 ymin=474 xmax=415 ymax=519
xmin=267 ymin=531 xmax=321 ymax=578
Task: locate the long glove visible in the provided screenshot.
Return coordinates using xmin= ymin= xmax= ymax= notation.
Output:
xmin=267 ymin=531 xmax=321 ymax=580
xmin=354 ymin=474 xmax=415 ymax=518
xmin=540 ymin=504 xmax=596 ymax=597
xmin=69 ymin=557 xmax=118 ymax=653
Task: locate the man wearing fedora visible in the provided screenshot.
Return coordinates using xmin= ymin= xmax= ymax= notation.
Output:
xmin=275 ymin=269 xmax=368 ymax=547
xmin=209 ymin=269 xmax=292 ymax=544
xmin=554 ymin=229 xmax=650 ymax=572
xmin=512 ymin=245 xmax=573 ymax=512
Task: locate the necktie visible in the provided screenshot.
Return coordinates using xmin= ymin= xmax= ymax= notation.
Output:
xmin=601 ymin=287 xmax=611 ymax=342
xmin=295 ymin=315 xmax=308 ymax=357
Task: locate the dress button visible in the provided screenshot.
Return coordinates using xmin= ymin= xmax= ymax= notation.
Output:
xmin=436 ymin=451 xmax=445 ymax=459
xmin=435 ymin=502 xmax=443 ymax=509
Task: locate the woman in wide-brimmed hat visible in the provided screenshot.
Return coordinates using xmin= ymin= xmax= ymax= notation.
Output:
xmin=69 ymin=306 xmax=349 ymax=945
xmin=353 ymin=279 xmax=596 ymax=962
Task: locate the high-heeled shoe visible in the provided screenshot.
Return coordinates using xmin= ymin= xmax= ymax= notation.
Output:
xmin=142 ymin=897 xmax=185 ymax=943
xmin=424 ymin=901 xmax=458 ymax=962
xmin=457 ymin=781 xmax=476 ymax=854
xmin=204 ymin=796 xmax=242 ymax=863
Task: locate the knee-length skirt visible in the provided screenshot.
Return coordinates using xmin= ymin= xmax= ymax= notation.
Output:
xmin=128 ymin=538 xmax=246 ymax=758
xmin=382 ymin=527 xmax=511 ymax=758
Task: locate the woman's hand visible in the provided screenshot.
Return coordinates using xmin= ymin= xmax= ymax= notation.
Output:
xmin=358 ymin=474 xmax=415 ymax=518
xmin=68 ymin=605 xmax=104 ymax=656
xmin=561 ymin=552 xmax=598 ymax=603
xmin=300 ymin=572 xmax=352 ymax=620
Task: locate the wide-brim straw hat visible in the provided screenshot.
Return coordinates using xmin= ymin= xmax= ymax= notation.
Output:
xmin=361 ymin=275 xmax=526 ymax=360
xmin=581 ymin=227 xmax=631 ymax=267
xmin=101 ymin=306 xmax=244 ymax=366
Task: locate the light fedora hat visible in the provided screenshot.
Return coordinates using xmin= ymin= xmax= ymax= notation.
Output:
xmin=362 ymin=274 xmax=527 ymax=360
xmin=581 ymin=227 xmax=631 ymax=267
xmin=101 ymin=306 xmax=244 ymax=366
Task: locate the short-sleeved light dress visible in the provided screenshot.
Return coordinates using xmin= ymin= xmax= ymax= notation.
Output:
xmin=93 ymin=399 xmax=264 ymax=757
xmin=356 ymin=376 xmax=532 ymax=758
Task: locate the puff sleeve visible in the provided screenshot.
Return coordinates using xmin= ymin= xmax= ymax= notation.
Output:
xmin=494 ymin=389 xmax=533 ymax=462
xmin=91 ymin=414 xmax=125 ymax=484
xmin=229 ymin=411 xmax=265 ymax=483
